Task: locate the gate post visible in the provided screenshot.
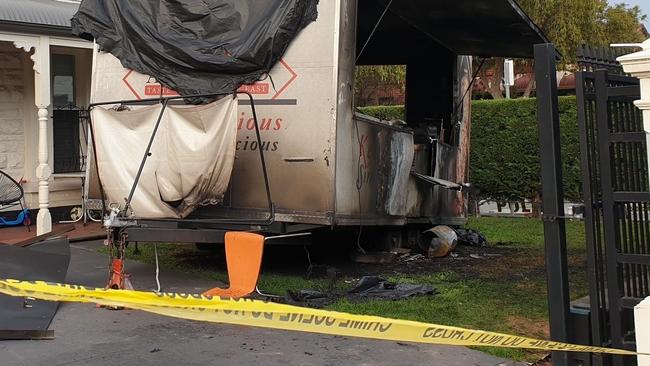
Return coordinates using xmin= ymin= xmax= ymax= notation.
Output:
xmin=618 ymin=39 xmax=650 ymax=180
xmin=618 ymin=38 xmax=650 ymax=366
xmin=535 ymin=43 xmax=570 ymax=366
xmin=636 ymin=299 xmax=650 ymax=366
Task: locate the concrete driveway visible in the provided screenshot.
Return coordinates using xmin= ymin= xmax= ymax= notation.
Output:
xmin=0 ymin=241 xmax=522 ymax=366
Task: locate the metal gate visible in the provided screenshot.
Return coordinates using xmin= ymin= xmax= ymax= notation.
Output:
xmin=577 ymin=47 xmax=650 ymax=365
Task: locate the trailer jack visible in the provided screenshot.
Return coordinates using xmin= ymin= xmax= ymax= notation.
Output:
xmin=99 ymin=229 xmax=133 ymax=310
xmin=106 ymin=257 xmax=132 ymax=291
xmin=101 ymin=205 xmax=138 ymax=293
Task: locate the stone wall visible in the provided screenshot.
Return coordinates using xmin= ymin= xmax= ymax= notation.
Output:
xmin=0 ymin=43 xmax=25 ymax=181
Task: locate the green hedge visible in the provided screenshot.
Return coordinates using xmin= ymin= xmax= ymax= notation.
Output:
xmin=359 ymin=97 xmax=582 ymax=203
xmin=471 ymin=96 xmax=581 ymax=203
xmin=358 ymin=105 xmax=405 ymax=121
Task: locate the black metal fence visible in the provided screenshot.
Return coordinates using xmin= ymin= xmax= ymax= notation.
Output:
xmin=577 ymin=46 xmax=650 ymax=366
xmin=576 ymin=44 xmax=639 ymax=73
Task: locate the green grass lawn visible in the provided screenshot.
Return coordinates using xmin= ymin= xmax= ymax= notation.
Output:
xmin=468 ymin=216 xmax=586 ymax=251
xmin=119 ymin=216 xmax=588 ymax=362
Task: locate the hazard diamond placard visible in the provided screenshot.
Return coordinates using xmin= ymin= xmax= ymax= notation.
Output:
xmin=121 ymin=59 xmax=298 ymax=100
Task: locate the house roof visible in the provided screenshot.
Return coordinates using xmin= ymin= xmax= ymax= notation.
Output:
xmin=1 ymin=0 xmax=548 ymax=58
xmin=0 ymin=0 xmax=79 ymax=36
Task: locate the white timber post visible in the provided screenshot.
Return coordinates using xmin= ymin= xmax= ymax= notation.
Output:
xmin=617 ymin=39 xmax=650 ymax=366
xmin=636 ymin=299 xmax=650 ymax=366
xmin=33 ymin=36 xmax=52 ymax=235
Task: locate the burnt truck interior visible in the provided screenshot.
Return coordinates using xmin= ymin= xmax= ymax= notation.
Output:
xmin=355 ymin=0 xmax=547 ymax=174
xmin=356 ymin=3 xmax=456 ymax=146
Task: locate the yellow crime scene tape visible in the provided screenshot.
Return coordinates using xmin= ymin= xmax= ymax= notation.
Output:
xmin=0 ymin=279 xmax=640 ymax=356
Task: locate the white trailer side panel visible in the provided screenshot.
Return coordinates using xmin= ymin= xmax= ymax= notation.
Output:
xmin=90 ymin=1 xmax=342 ymax=224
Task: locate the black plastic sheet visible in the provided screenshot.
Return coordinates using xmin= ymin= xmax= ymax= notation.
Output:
xmin=72 ymin=0 xmax=318 ymax=97
xmin=285 ymin=276 xmax=437 ymax=307
xmin=347 ymin=276 xmax=437 ymax=301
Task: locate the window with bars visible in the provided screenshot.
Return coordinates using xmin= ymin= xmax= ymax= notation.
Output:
xmin=52 ymin=54 xmax=87 ymax=173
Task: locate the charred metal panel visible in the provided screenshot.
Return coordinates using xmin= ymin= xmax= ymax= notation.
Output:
xmin=431 ymin=142 xmax=464 ymax=220
xmin=382 ymin=132 xmax=414 ymax=216
xmin=333 ymin=0 xmax=358 ymax=219
xmin=334 ymin=113 xmax=414 ymax=223
xmin=451 ymin=56 xmax=472 ymax=219
xmin=406 ymin=144 xmax=434 ymax=218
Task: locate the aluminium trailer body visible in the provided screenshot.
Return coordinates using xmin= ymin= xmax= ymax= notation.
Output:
xmin=88 ymin=0 xmax=548 ymax=243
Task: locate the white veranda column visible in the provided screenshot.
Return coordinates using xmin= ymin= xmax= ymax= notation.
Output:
xmin=35 ymin=105 xmax=51 ymax=235
xmin=617 ymin=38 xmax=650 ymax=366
xmin=34 ymin=36 xmax=52 ymax=235
xmin=25 ymin=36 xmax=52 ymax=235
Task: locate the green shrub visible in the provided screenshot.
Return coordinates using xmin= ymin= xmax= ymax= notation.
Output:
xmin=359 ymin=97 xmax=582 ymax=204
xmin=357 ymin=105 xmax=405 ymax=121
xmin=471 ymin=96 xmax=581 ymax=203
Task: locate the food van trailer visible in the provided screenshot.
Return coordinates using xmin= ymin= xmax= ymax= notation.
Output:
xmin=81 ymin=0 xmax=548 ymax=249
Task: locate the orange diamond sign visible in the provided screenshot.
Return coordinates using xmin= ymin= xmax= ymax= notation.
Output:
xmin=121 ymin=59 xmax=298 ymax=100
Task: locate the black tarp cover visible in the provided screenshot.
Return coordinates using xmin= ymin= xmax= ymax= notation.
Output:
xmin=72 ymin=0 xmax=318 ymax=97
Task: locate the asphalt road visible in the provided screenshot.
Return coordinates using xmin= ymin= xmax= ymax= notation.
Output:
xmin=0 ymin=241 xmax=522 ymax=366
